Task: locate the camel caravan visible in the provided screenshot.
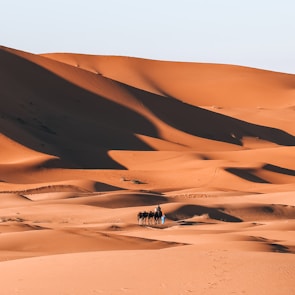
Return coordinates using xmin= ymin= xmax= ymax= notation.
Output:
xmin=137 ymin=205 xmax=166 ymax=226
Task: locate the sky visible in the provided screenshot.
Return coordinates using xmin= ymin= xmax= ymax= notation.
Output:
xmin=1 ymin=0 xmax=295 ymax=74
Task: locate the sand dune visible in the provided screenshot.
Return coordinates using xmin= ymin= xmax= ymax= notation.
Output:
xmin=0 ymin=45 xmax=294 ymax=294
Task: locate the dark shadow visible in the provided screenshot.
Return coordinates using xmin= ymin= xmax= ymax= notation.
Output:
xmin=0 ymin=48 xmax=159 ymax=169
xmin=85 ymin=193 xmax=168 ymax=208
xmin=270 ymin=243 xmax=291 ymax=254
xmin=262 ymin=206 xmax=275 ymax=213
xmin=121 ymin=82 xmax=295 ymax=146
xmin=94 ymin=182 xmax=122 ymax=192
xmin=263 ymin=164 xmax=295 ymax=176
xmin=250 ymin=236 xmax=294 ymax=254
xmin=200 ymin=154 xmax=211 ymax=160
xmin=225 ymin=168 xmax=270 ymax=183
xmin=176 ymin=220 xmax=200 ymax=226
xmin=167 ymin=204 xmax=243 ymax=223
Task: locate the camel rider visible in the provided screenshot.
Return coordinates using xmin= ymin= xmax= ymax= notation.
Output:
xmin=155 ymin=204 xmax=161 ymax=213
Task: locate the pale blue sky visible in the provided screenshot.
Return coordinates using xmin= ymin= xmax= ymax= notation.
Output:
xmin=1 ymin=0 xmax=295 ymax=73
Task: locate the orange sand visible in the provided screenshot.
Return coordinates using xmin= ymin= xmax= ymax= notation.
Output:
xmin=0 ymin=45 xmax=294 ymax=294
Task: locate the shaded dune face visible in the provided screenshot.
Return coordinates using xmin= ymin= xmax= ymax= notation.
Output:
xmin=122 ymin=82 xmax=295 ymax=146
xmin=0 ymin=49 xmax=159 ymax=169
xmin=0 ymin=45 xmax=294 ymax=186
xmin=0 ymin=45 xmax=295 ymax=271
xmin=1 ymin=47 xmax=295 ymax=168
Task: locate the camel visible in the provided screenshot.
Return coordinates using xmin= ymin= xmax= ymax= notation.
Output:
xmin=137 ymin=211 xmax=148 ymax=225
xmin=137 ymin=209 xmax=163 ymax=225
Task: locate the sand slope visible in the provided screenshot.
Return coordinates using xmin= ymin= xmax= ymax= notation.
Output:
xmin=0 ymin=45 xmax=295 ymax=294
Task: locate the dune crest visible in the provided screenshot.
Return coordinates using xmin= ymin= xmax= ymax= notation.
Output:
xmin=0 ymin=45 xmax=295 ymax=294
xmin=42 ymin=52 xmax=295 ymax=108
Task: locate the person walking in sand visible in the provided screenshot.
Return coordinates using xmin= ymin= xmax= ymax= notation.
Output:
xmin=161 ymin=214 xmax=166 ymax=224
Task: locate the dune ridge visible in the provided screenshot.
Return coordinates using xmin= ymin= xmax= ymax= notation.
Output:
xmin=0 ymin=45 xmax=294 ymax=294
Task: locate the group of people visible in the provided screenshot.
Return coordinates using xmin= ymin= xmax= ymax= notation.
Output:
xmin=137 ymin=204 xmax=166 ymax=225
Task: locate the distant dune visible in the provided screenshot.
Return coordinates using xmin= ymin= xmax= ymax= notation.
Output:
xmin=0 ymin=45 xmax=294 ymax=294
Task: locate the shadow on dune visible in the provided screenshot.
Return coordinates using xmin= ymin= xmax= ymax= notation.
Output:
xmin=270 ymin=243 xmax=292 ymax=254
xmin=122 ymin=83 xmax=295 ymax=146
xmin=225 ymin=168 xmax=270 ymax=183
xmin=0 ymin=49 xmax=159 ymax=169
xmin=1 ymin=181 xmax=122 ymax=195
xmin=251 ymin=236 xmax=293 ymax=254
xmin=167 ymin=204 xmax=243 ymax=223
xmin=263 ymin=164 xmax=295 ymax=176
xmin=2 ymin=47 xmax=294 ymax=172
xmin=84 ymin=192 xmax=168 ymax=208
xmin=94 ymin=182 xmax=123 ymax=192
xmin=226 ymin=204 xmax=295 ymax=221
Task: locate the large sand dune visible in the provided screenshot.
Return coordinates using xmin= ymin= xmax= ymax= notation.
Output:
xmin=0 ymin=45 xmax=294 ymax=294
